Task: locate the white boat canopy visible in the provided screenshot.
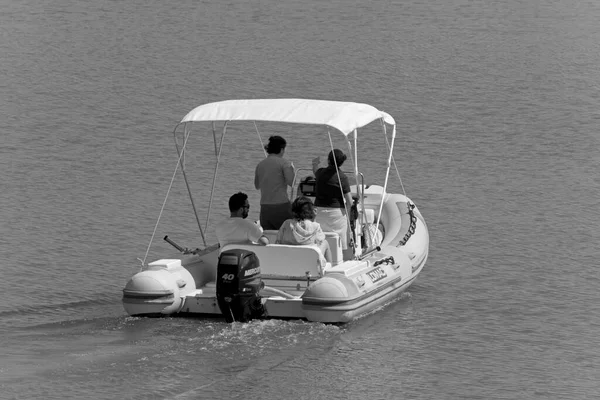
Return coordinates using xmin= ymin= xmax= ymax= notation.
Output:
xmin=179 ymin=99 xmax=395 ymax=137
xmin=168 ymin=98 xmax=401 ymax=251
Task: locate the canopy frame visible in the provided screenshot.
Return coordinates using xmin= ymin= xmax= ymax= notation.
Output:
xmin=143 ymin=99 xmax=401 ymax=262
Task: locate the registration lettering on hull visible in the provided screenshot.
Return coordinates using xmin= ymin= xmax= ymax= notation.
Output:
xmin=366 ymin=267 xmax=387 ymax=283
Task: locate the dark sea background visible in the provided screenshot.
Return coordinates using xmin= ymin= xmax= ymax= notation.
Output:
xmin=2 ymin=0 xmax=599 ymax=399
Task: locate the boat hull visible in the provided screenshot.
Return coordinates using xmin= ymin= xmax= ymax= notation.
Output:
xmin=301 ymin=275 xmax=417 ymax=323
xmin=122 ymin=193 xmax=429 ymax=323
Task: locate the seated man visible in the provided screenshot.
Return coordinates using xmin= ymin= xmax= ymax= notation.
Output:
xmin=215 ymin=192 xmax=269 ymax=249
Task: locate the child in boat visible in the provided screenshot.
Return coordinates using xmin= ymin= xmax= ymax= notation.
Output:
xmin=276 ymin=196 xmax=332 ymax=266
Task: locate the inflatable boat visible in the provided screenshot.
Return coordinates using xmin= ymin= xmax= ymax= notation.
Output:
xmin=122 ymin=99 xmax=429 ymax=323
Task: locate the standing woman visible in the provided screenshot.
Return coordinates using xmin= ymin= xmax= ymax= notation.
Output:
xmin=254 ymin=135 xmax=295 ymax=230
xmin=312 ymin=149 xmax=354 ymax=253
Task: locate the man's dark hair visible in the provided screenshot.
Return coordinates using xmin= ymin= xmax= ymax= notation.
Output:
xmin=264 ymin=135 xmax=287 ymax=154
xmin=328 ymin=149 xmax=347 ymax=167
xmin=228 ymin=192 xmax=248 ymax=212
xmin=291 ymin=196 xmax=316 ymax=221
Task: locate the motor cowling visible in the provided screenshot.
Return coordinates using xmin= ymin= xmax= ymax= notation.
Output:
xmin=216 ymin=249 xmax=265 ymax=323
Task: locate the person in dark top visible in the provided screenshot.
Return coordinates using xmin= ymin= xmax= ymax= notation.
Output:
xmin=311 ymin=149 xmax=353 ymax=251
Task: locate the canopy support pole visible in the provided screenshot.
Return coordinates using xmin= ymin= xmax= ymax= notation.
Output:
xmin=382 ymin=120 xmax=406 ymax=197
xmin=325 ymin=129 xmax=359 ymax=259
xmin=350 ymin=129 xmax=362 ymax=257
xmin=205 ymin=122 xmax=229 ymax=233
xmin=176 ymin=124 xmax=207 ymax=248
xmin=254 ymin=122 xmax=267 ymax=158
xmin=375 ymin=122 xmax=396 ymax=228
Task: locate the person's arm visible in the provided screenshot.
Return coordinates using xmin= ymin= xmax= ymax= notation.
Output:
xmin=315 ymin=223 xmax=326 ymax=243
xmin=275 ymin=226 xmax=284 ymax=244
xmin=344 ymin=192 xmax=354 ymax=215
xmin=311 ymin=157 xmax=320 ymax=175
xmin=283 ymin=159 xmax=295 ymax=186
xmin=254 ymin=165 xmax=260 ymax=190
xmin=247 ymin=221 xmax=268 ymax=245
xmin=341 ymin=173 xmax=353 ymax=215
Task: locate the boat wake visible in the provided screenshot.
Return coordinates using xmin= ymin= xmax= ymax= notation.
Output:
xmin=157 ymin=319 xmax=344 ymax=400
xmin=0 ymin=293 xmax=116 ymax=318
xmin=0 ymin=292 xmax=121 ymax=331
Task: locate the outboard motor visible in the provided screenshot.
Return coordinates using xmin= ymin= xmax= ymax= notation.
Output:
xmin=216 ymin=249 xmax=265 ymax=323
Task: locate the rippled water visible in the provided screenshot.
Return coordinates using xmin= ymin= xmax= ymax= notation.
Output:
xmin=2 ymin=0 xmax=600 ymax=398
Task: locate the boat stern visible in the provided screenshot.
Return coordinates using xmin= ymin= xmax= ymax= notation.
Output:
xmin=301 ymin=274 xmax=360 ymax=323
xmin=122 ymin=259 xmax=195 ymax=316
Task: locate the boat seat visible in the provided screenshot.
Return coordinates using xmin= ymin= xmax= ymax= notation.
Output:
xmin=351 ymin=184 xmax=386 ymax=207
xmin=263 ymin=230 xmax=279 ymax=243
xmin=262 ymin=230 xmax=342 ymax=266
xmin=323 ymin=232 xmax=342 ymax=265
xmin=220 ymin=243 xmax=328 ymax=279
xmin=363 ymin=208 xmax=376 ymax=223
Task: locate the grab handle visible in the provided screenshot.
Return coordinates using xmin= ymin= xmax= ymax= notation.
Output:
xmin=359 ymin=246 xmax=381 ymax=260
xmin=164 ymin=235 xmax=185 ymax=252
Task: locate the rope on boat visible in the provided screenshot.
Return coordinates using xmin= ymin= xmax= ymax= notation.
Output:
xmin=398 ymin=201 xmax=417 ymax=246
xmin=139 ymin=129 xmax=192 ymax=270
